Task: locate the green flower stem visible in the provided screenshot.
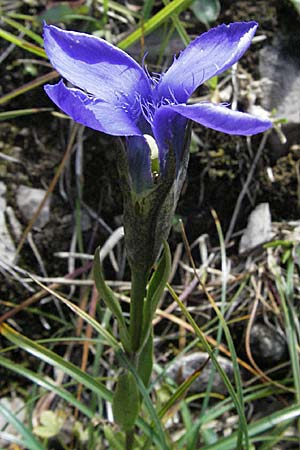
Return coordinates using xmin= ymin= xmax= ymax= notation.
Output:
xmin=129 ymin=269 xmax=149 ymax=354
xmin=126 ymin=430 xmax=134 ymax=450
xmin=125 ymin=269 xmax=149 ymax=449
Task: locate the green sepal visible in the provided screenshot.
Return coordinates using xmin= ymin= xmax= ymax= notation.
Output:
xmin=140 ymin=240 xmax=171 ymax=346
xmin=93 ymin=247 xmax=131 ymax=352
xmin=112 ymin=371 xmax=140 ymax=432
xmin=137 ymin=331 xmax=153 ymax=388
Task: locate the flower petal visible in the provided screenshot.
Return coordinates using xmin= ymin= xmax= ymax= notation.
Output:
xmin=45 ymin=80 xmax=142 ymax=136
xmin=43 ymin=24 xmax=151 ymax=105
xmin=152 ymin=108 xmax=188 ymax=174
xmin=156 ymin=102 xmax=272 ymax=135
xmin=126 ymin=136 xmax=153 ymax=194
xmin=157 ymin=22 xmax=258 ymax=103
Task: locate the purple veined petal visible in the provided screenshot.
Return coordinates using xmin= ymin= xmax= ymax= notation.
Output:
xmin=157 ymin=102 xmax=272 ymax=136
xmin=152 ymin=107 xmax=188 ymax=174
xmin=126 ymin=135 xmax=153 ymax=194
xmin=43 ymin=24 xmax=151 ymax=106
xmin=157 ymin=22 xmax=258 ymax=103
xmin=45 ymin=80 xmax=142 ymax=136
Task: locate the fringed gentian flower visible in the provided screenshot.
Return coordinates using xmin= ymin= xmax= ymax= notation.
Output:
xmin=44 ymin=22 xmax=271 ymax=190
xmin=44 ymin=22 xmax=272 ymax=273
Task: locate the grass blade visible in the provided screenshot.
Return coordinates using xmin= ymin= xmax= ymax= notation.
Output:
xmin=1 ymin=16 xmax=44 ymax=45
xmin=201 ymin=404 xmax=300 ymax=450
xmin=118 ymin=0 xmax=192 ymax=49
xmin=118 ymin=351 xmax=169 ymax=450
xmin=0 ymin=401 xmax=44 ymax=450
xmin=29 ymin=274 xmax=121 ymax=349
xmin=0 ymin=28 xmax=46 ymax=58
xmin=0 ymin=355 xmax=95 ymax=419
xmin=0 ymin=108 xmax=51 ymax=121
xmin=0 ymin=71 xmax=58 ymax=106
xmin=167 ymin=283 xmax=249 ymax=449
xmin=0 ymin=323 xmax=112 ymax=402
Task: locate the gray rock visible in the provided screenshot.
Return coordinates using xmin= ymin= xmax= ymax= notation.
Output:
xmin=259 ymin=34 xmax=300 ymax=123
xmin=250 ymin=323 xmax=287 ymax=365
xmin=16 ymin=185 xmax=51 ymax=229
xmin=167 ymin=352 xmax=234 ymax=395
xmin=0 ymin=181 xmax=16 ymax=263
xmin=239 ymin=203 xmax=273 ymax=254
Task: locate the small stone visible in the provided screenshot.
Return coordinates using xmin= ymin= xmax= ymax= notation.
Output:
xmin=250 ymin=323 xmax=287 ymax=365
xmin=80 ymin=210 xmax=92 ymax=232
xmin=0 ymin=181 xmax=16 ymax=263
xmin=239 ymin=203 xmax=273 ymax=254
xmin=259 ymin=34 xmax=300 ymax=123
xmin=16 ymin=185 xmax=51 ymax=229
xmin=167 ymin=352 xmax=234 ymax=395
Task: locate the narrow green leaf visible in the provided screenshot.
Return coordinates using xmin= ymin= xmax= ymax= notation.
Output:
xmin=137 ymin=332 xmax=153 ymax=388
xmin=0 ymin=355 xmax=95 ymax=419
xmin=212 ymin=210 xmax=248 ymax=448
xmin=0 ymin=323 xmax=112 ymax=402
xmin=0 ymin=108 xmax=51 ymax=121
xmin=147 ymin=241 xmax=171 ymax=310
xmin=0 ymin=71 xmax=58 ymax=106
xmin=112 ymin=371 xmax=140 ymax=431
xmin=1 ymin=16 xmax=44 ymax=45
xmin=177 ymin=384 xmax=288 ymax=448
xmin=0 ymin=28 xmax=46 ymax=58
xmin=167 ymin=283 xmax=248 ymax=450
xmin=29 ymin=274 xmax=120 ymax=350
xmin=158 ymin=363 xmax=207 ymax=420
xmin=6 ymin=13 xmax=38 ymax=22
xmin=0 ymin=328 xmax=164 ymax=445
xmin=118 ymin=0 xmax=192 ymax=49
xmin=103 ymin=425 xmax=125 ymax=450
xmin=141 ymin=240 xmax=171 ymax=345
xmin=118 ymin=351 xmax=169 ymax=450
xmin=162 ymin=0 xmax=190 ymax=46
xmin=0 ymin=402 xmax=44 ymax=450
xmin=201 ymin=404 xmax=300 ymax=450
xmin=282 ymin=257 xmax=300 ymax=402
xmin=258 ymin=422 xmax=293 ymax=450
xmin=93 ymin=247 xmax=131 ymax=351
xmin=143 ymin=0 xmax=155 ymax=20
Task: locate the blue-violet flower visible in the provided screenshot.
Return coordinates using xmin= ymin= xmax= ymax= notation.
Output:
xmin=43 ymin=22 xmax=272 ymax=195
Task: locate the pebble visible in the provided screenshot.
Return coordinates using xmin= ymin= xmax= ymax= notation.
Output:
xmin=167 ymin=352 xmax=234 ymax=395
xmin=250 ymin=323 xmax=287 ymax=365
xmin=239 ymin=203 xmax=273 ymax=254
xmin=0 ymin=181 xmax=16 ymax=263
xmin=16 ymin=185 xmax=51 ymax=229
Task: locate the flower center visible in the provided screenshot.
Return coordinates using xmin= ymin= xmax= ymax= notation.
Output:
xmin=114 ymin=82 xmax=179 ymax=127
xmin=137 ymin=93 xmax=178 ymax=125
xmin=114 ymin=90 xmax=141 ymax=122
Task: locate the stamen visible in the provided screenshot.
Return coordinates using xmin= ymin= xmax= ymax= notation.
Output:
xmin=113 ymin=90 xmax=141 ymax=122
xmin=150 ymin=71 xmax=162 ymax=86
xmin=138 ymin=97 xmax=156 ymax=124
